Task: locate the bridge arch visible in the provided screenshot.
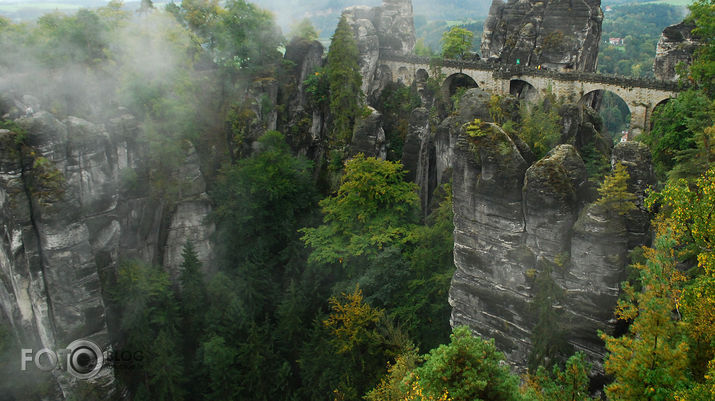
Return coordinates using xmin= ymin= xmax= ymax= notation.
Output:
xmin=510 ymin=79 xmax=538 ymax=103
xmin=415 ymin=68 xmax=429 ymax=83
xmin=396 ymin=66 xmax=410 ymax=84
xmin=650 ymin=98 xmax=671 ymax=131
xmin=442 ymin=73 xmax=479 ymax=100
xmin=579 ymin=89 xmax=632 ymax=141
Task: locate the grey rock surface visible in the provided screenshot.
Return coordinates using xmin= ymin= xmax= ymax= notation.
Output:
xmin=654 ymin=20 xmax=698 ymax=82
xmin=343 ymin=0 xmax=416 ymax=98
xmin=447 ymin=117 xmax=652 ymax=373
xmin=0 ymin=101 xmax=214 ymax=399
xmin=481 ymin=0 xmax=603 ymax=72
xmin=351 ymin=106 xmax=387 ymax=159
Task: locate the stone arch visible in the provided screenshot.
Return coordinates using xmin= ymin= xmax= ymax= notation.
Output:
xmin=442 ymin=73 xmax=478 ymax=100
xmin=579 ymin=89 xmax=631 ymax=141
xmin=415 ymin=68 xmax=429 ymax=83
xmin=509 ymin=79 xmax=538 ymax=103
xmin=650 ymin=97 xmax=672 ymax=131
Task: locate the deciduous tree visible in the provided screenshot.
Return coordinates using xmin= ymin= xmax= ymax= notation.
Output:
xmin=441 ymin=27 xmax=473 ymax=59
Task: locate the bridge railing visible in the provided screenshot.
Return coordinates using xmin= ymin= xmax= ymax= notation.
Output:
xmin=380 ymin=52 xmax=682 ymax=92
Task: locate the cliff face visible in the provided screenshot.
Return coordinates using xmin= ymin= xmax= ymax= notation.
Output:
xmin=343 ymin=0 xmax=416 ymax=99
xmin=654 ymin=20 xmax=698 ymax=82
xmin=447 ymin=123 xmax=653 ymax=372
xmin=481 ymin=0 xmax=603 ymax=71
xmin=400 ymin=85 xmax=652 ymax=372
xmin=0 ymin=98 xmax=214 ymax=398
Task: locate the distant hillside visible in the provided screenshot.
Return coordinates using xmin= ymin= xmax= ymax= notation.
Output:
xmin=252 ymin=0 xmax=491 ymax=40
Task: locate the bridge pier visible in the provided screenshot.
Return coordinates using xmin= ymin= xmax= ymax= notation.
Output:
xmin=628 ymin=104 xmax=651 ymax=139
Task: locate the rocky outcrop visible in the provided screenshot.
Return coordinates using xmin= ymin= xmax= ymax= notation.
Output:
xmin=343 ymin=0 xmax=416 ymax=98
xmin=654 ymin=20 xmax=698 ymax=82
xmin=351 ymin=107 xmax=387 ymax=159
xmin=280 ymin=38 xmax=326 ymax=171
xmin=0 ymin=99 xmax=214 ymax=399
xmin=481 ymin=0 xmax=603 ymax=72
xmin=612 ymin=141 xmax=655 ymax=248
xmin=448 ymin=114 xmax=653 ymax=372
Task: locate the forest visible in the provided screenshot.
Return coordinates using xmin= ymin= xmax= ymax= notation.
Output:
xmin=0 ymin=0 xmax=712 ymax=401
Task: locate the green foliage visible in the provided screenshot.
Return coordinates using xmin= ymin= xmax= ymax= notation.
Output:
xmin=580 ymin=142 xmax=611 ymax=184
xmin=515 ymin=97 xmax=561 ymax=159
xmin=301 ymin=154 xmax=419 ymax=269
xmin=374 ymin=82 xmax=422 ymax=160
xmin=212 ymin=131 xmax=316 ymax=312
xmin=415 ymin=326 xmax=522 ymax=401
xmin=35 ymin=9 xmax=110 ymax=68
xmin=178 ymin=241 xmax=207 ymax=383
xmin=528 ymin=265 xmax=572 ymax=372
xmin=600 ymin=235 xmax=691 ymax=401
xmin=441 ymin=26 xmax=474 ymax=59
xmin=641 ymin=89 xmax=714 ymax=180
xmin=326 ymin=15 xmax=363 ymax=147
xmin=301 ymin=286 xmax=411 ymax=400
xmin=290 ymin=18 xmax=319 ymax=41
xmin=415 ymin=38 xmax=434 ymax=57
xmin=304 ymin=67 xmax=330 ymax=112
xmin=597 ymin=4 xmax=683 ymax=77
xmin=687 ymin=0 xmax=715 ymax=96
xmin=396 ymin=185 xmax=456 ymax=350
xmin=111 ymin=260 xmax=185 ymax=401
xmin=595 ymin=162 xmax=638 ymax=216
xmin=599 ymin=91 xmax=631 ymax=140
xmin=525 ymin=353 xmax=593 ymax=401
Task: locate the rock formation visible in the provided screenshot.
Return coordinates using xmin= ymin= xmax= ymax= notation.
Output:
xmin=343 ymin=0 xmax=416 ymax=98
xmin=0 ymin=97 xmax=214 ymax=399
xmin=481 ymin=0 xmax=603 ymax=72
xmin=351 ymin=106 xmax=387 ymax=159
xmin=654 ymin=20 xmax=699 ymax=82
xmin=446 ymin=109 xmax=653 ymax=373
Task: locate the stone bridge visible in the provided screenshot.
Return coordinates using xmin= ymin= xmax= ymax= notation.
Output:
xmin=379 ymin=53 xmax=682 ymax=136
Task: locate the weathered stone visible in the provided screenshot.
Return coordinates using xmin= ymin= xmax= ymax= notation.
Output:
xmin=481 ymin=0 xmax=603 ymax=72
xmin=449 ymin=122 xmax=532 ymax=365
xmin=612 ymin=141 xmax=655 ymax=248
xmin=351 ymin=106 xmax=387 ymax=159
xmin=654 ymin=20 xmax=698 ymax=82
xmin=561 ymin=202 xmax=628 ymax=370
xmin=343 ymin=0 xmax=416 ymax=99
xmin=448 ymin=114 xmax=652 ymax=374
xmin=523 ymin=145 xmax=584 ymax=260
xmin=0 ymin=100 xmax=214 ymax=400
xmin=343 ymin=6 xmax=381 ymax=97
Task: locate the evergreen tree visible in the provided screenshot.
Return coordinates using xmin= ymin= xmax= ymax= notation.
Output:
xmin=178 ymin=241 xmax=207 ymax=387
xmin=112 ymin=261 xmax=185 ymax=401
xmin=326 ymin=15 xmax=363 ymax=147
xmin=526 ymin=352 xmax=593 ymax=401
xmin=595 ymin=162 xmax=638 ymax=216
xmin=300 ymin=154 xmax=419 ymax=270
xmin=600 ymin=235 xmax=691 ymax=401
xmin=415 ymin=326 xmax=522 ymax=401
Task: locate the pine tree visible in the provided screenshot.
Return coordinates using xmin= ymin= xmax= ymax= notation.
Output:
xmin=326 ymin=15 xmax=363 ymax=147
xmin=178 ymin=241 xmax=207 ymax=383
xmin=600 ymin=235 xmax=691 ymax=401
xmin=595 ymin=162 xmax=638 ymax=216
